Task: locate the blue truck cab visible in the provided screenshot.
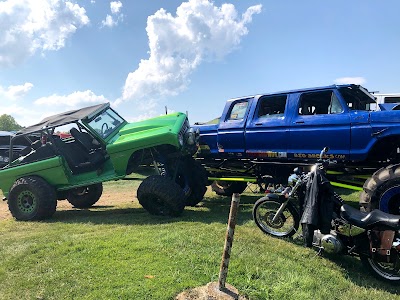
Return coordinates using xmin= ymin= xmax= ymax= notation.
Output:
xmin=194 ymin=84 xmax=400 ymax=164
xmin=193 ymin=84 xmax=400 ymax=215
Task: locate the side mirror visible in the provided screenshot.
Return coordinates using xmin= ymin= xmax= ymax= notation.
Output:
xmin=293 ymin=167 xmax=303 ymax=175
xmin=319 ymin=147 xmax=329 ymax=160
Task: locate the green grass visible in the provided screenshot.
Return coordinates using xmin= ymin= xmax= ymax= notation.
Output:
xmin=0 ymin=183 xmax=399 ymax=300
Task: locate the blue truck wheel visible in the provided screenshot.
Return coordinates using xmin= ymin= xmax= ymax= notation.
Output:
xmin=360 ymin=165 xmax=400 ymax=215
xmin=375 ymin=179 xmax=400 ymax=214
xmin=211 ymin=181 xmax=247 ymax=196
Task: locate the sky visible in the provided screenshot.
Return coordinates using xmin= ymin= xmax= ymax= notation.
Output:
xmin=0 ymin=0 xmax=399 ymax=127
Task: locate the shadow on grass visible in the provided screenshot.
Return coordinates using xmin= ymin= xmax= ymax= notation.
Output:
xmin=327 ymin=254 xmax=400 ymax=295
xmin=278 ymin=233 xmax=400 ymax=296
xmin=46 ymin=193 xmax=261 ymax=226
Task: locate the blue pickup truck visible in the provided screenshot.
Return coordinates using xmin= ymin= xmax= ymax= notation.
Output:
xmin=193 ymin=84 xmax=400 ymax=214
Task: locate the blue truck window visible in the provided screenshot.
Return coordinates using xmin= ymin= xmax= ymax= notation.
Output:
xmin=328 ymin=93 xmax=343 ymax=114
xmin=339 ymin=86 xmax=376 ymax=111
xmin=298 ymin=90 xmax=341 ymax=115
xmin=257 ymin=95 xmax=287 ymax=118
xmin=384 ymin=96 xmax=400 ymax=103
xmin=227 ymin=101 xmax=249 ymax=121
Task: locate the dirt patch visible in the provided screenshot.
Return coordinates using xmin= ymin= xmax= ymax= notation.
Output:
xmin=176 ymin=282 xmax=248 ymax=300
xmin=0 ymin=188 xmax=138 ymax=221
xmin=0 ymin=199 xmax=10 ymax=220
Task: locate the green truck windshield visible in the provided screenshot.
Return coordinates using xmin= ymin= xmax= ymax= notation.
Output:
xmin=88 ymin=108 xmax=125 ymax=138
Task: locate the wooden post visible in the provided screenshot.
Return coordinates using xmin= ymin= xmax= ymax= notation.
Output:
xmin=218 ymin=193 xmax=240 ymax=290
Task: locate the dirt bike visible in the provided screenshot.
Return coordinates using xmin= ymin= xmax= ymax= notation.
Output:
xmin=252 ymin=147 xmax=400 ymax=282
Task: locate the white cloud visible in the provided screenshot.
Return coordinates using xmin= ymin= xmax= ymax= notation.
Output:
xmin=334 ymin=77 xmax=366 ymax=85
xmin=34 ymin=90 xmax=108 ymax=107
xmin=0 ymin=89 xmax=108 ymax=127
xmin=1 ymin=0 xmax=262 ymax=126
xmin=0 ymin=81 xmax=36 ymax=126
xmin=110 ymin=1 xmax=122 ymax=14
xmin=101 ymin=1 xmax=123 ymax=28
xmin=101 ymin=15 xmax=116 ymax=28
xmin=0 ymin=0 xmax=89 ymax=68
xmin=117 ymin=0 xmax=262 ymax=106
xmin=0 ymin=103 xmax=39 ymax=126
xmin=0 ymin=82 xmax=33 ymax=100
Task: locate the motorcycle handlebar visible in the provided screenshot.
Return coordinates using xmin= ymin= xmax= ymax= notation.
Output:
xmin=287 ymin=148 xmax=336 ymax=192
xmin=319 ymin=147 xmax=329 ymax=160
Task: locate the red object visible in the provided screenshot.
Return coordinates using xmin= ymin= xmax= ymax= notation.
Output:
xmin=57 ymin=132 xmax=72 ymax=139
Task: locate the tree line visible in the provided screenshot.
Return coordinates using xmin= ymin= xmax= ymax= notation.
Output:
xmin=0 ymin=114 xmax=23 ymax=131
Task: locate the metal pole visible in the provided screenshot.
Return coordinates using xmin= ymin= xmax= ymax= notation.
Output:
xmin=218 ymin=193 xmax=240 ymax=290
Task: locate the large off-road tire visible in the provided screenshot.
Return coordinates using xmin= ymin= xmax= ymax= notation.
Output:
xmin=137 ymin=175 xmax=185 ymax=217
xmin=67 ymin=183 xmax=103 ymax=209
xmin=184 ymin=158 xmax=208 ymax=206
xmin=360 ymin=164 xmax=400 ymax=214
xmin=158 ymin=155 xmax=207 ymax=207
xmin=211 ymin=180 xmax=247 ymax=196
xmin=8 ymin=176 xmax=57 ymax=221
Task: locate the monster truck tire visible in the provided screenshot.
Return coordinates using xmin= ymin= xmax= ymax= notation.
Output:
xmin=67 ymin=183 xmax=103 ymax=209
xmin=137 ymin=175 xmax=185 ymax=217
xmin=184 ymin=158 xmax=208 ymax=206
xmin=158 ymin=155 xmax=207 ymax=206
xmin=8 ymin=176 xmax=57 ymax=221
xmin=211 ymin=181 xmax=247 ymax=196
xmin=359 ymin=164 xmax=400 ymax=214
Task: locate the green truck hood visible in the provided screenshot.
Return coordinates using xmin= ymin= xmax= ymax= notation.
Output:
xmin=108 ymin=112 xmax=187 ymax=150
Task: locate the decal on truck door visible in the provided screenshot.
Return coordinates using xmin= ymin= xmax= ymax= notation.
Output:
xmin=246 ymin=150 xmax=287 ymax=158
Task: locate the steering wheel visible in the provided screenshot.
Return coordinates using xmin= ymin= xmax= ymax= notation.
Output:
xmin=101 ymin=123 xmax=109 ymax=136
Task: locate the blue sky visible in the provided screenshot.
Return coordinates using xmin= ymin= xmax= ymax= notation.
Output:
xmin=0 ymin=0 xmax=399 ymax=126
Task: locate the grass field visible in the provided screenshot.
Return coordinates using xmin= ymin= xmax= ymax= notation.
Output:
xmin=0 ymin=180 xmax=399 ymax=300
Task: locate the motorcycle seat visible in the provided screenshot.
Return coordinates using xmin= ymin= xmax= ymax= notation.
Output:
xmin=340 ymin=204 xmax=400 ymax=230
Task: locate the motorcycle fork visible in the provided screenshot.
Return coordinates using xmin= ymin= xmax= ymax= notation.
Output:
xmin=271 ymin=198 xmax=290 ymax=223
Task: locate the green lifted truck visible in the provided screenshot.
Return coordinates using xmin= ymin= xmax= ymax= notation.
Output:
xmin=0 ymin=103 xmax=207 ymax=221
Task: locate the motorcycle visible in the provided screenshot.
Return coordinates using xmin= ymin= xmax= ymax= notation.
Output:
xmin=252 ymin=147 xmax=400 ymax=282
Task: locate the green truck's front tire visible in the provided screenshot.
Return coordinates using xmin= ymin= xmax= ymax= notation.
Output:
xmin=184 ymin=158 xmax=208 ymax=206
xmin=8 ymin=176 xmax=57 ymax=221
xmin=67 ymin=183 xmax=103 ymax=209
xmin=137 ymin=175 xmax=185 ymax=217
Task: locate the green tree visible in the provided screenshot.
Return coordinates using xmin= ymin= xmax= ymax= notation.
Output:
xmin=0 ymin=114 xmax=23 ymax=131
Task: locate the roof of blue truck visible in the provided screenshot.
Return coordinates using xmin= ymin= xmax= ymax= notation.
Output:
xmin=227 ymin=84 xmax=358 ymax=102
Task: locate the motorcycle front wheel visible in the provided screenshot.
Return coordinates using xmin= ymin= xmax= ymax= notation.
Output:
xmin=252 ymin=195 xmax=300 ymax=238
xmin=360 ymin=256 xmax=400 ymax=282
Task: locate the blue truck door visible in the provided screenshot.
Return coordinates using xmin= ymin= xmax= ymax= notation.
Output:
xmin=245 ymin=94 xmax=289 ymax=158
xmin=348 ymin=111 xmax=372 ymax=160
xmin=216 ymin=98 xmax=252 ymax=154
xmin=288 ymin=89 xmax=351 ymax=160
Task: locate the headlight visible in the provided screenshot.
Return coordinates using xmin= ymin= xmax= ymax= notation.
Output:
xmin=185 ymin=128 xmax=200 ymax=145
xmin=178 ymin=118 xmax=190 ymax=147
xmin=178 ymin=134 xmax=184 ymax=147
xmin=185 ymin=128 xmax=195 ymax=145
